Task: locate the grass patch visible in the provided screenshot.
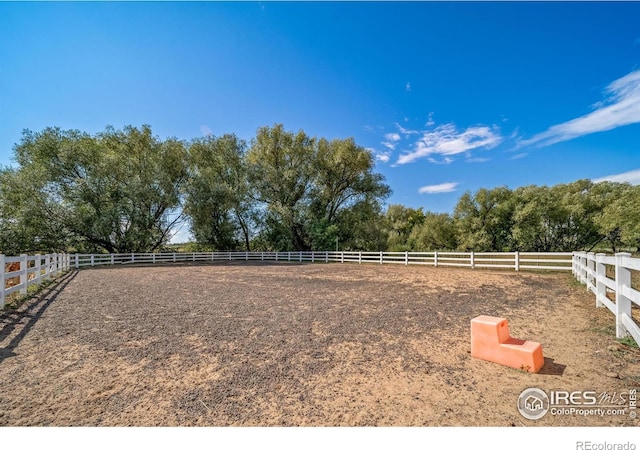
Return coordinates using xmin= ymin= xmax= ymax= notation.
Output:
xmin=617 ymin=336 xmax=639 ymax=349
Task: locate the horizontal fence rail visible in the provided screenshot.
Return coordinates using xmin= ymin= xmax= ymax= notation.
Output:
xmin=572 ymin=251 xmax=640 ymax=346
xmin=3 ymin=250 xmax=637 ymax=346
xmin=2 ymin=250 xmax=573 ymax=309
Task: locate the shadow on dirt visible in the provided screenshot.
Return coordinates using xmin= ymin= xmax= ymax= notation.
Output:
xmin=0 ymin=270 xmax=77 ymax=364
xmin=538 ymin=357 xmax=567 ymax=376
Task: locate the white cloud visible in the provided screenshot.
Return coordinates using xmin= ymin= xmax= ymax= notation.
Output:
xmin=418 ymin=182 xmax=459 ymax=194
xmin=465 ymin=157 xmax=490 ymax=163
xmin=405 ymin=82 xmax=411 ymax=92
xmin=509 ymin=152 xmax=528 ymax=160
xmin=366 ymin=147 xmax=391 ymax=164
xmin=395 ymin=122 xmax=420 ymax=136
xmin=385 ymin=133 xmax=401 ymax=142
xmin=200 ymin=125 xmax=212 ymax=136
xmin=593 ymin=168 xmax=640 ymax=185
xmin=426 ymin=112 xmax=435 ymax=127
xmin=395 ymin=123 xmax=502 ymax=165
xmin=520 ymin=69 xmax=640 ymax=148
xmin=427 ymin=157 xmax=453 ymax=165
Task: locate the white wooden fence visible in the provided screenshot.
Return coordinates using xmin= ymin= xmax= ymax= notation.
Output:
xmin=572 ymin=251 xmax=640 ymax=346
xmin=0 ymin=253 xmax=71 ymax=309
xmin=3 ymin=249 xmax=637 ymax=345
xmin=1 ymin=251 xmax=572 ymax=309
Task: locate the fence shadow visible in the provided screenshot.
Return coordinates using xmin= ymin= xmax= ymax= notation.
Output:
xmin=538 ymin=357 xmax=567 ymax=376
xmin=0 ymin=270 xmax=77 ymax=364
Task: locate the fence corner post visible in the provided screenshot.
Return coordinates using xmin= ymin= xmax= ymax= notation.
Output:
xmin=615 ymin=252 xmax=633 ymax=339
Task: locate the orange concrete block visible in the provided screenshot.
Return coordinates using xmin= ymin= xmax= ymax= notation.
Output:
xmin=470 ymin=315 xmax=544 ymax=373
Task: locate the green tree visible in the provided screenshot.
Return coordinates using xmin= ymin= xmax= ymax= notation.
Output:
xmin=2 ymin=125 xmax=188 ymax=253
xmin=246 ymin=124 xmax=390 ymax=251
xmin=385 ymin=204 xmax=425 ymax=251
xmin=593 ymin=183 xmax=640 ymax=252
xmin=184 ymin=134 xmax=254 ymax=251
xmin=409 ymin=212 xmax=458 ymax=251
xmin=453 ymin=187 xmax=514 ymax=251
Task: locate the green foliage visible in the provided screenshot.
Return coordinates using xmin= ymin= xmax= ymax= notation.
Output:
xmin=184 ymin=134 xmax=253 ymax=251
xmin=1 ymin=125 xmax=188 ymax=253
xmin=246 ymin=124 xmax=390 ymax=251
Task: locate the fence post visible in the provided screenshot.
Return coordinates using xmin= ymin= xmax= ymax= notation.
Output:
xmin=470 ymin=252 xmax=475 ymax=269
xmin=341 ymin=252 xmax=344 ymax=263
xmin=91 ymin=254 xmax=95 ymax=267
xmin=0 ymin=254 xmax=5 ymax=309
xmin=325 ymin=251 xmax=328 ymax=263
xmin=358 ymin=251 xmax=362 ymax=264
xmin=405 ymin=251 xmax=408 ymax=265
xmin=615 ymin=253 xmax=632 ymax=339
xmin=587 ymin=252 xmax=595 ymax=291
xmin=288 ymin=252 xmax=291 ymax=262
xmin=45 ymin=254 xmax=50 ymax=279
xmin=379 ymin=251 xmax=383 ymax=264
xmin=55 ymin=253 xmax=60 ymax=277
xmin=595 ymin=253 xmax=606 ymax=308
xmin=434 ymin=251 xmax=438 ymax=267
xmin=173 ymin=253 xmax=176 ymax=263
xmin=246 ymin=251 xmax=249 ymax=261
xmin=20 ymin=254 xmax=28 ymax=295
xmin=35 ymin=254 xmax=42 ymax=286
xmin=299 ymin=252 xmax=302 ymax=262
xmin=515 ymin=251 xmax=520 ymax=272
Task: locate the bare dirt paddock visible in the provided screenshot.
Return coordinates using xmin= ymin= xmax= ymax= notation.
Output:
xmin=1 ymin=262 xmax=638 ymax=427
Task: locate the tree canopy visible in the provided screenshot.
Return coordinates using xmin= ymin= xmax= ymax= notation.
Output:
xmin=1 ymin=124 xmax=638 ymax=255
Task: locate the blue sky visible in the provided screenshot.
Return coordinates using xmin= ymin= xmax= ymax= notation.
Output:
xmin=1 ymin=2 xmax=640 ymax=239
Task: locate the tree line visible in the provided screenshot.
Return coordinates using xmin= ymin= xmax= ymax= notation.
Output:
xmin=0 ymin=124 xmax=637 ymax=255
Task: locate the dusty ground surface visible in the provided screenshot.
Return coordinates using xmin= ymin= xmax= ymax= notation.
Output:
xmin=0 ymin=262 xmax=638 ymax=427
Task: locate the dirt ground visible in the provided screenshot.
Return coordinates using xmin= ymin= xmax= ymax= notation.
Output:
xmin=0 ymin=262 xmax=638 ymax=426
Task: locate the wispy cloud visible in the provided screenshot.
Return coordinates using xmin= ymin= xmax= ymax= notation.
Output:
xmin=395 ymin=122 xmax=420 ymax=136
xmin=405 ymin=82 xmax=412 ymax=92
xmin=200 ymin=125 xmax=212 ymax=136
xmin=427 ymin=157 xmax=453 ymax=165
xmin=465 ymin=157 xmax=490 ymax=163
xmin=520 ymin=70 xmax=640 ymax=148
xmin=418 ymin=182 xmax=459 ymax=194
xmin=381 ymin=132 xmax=401 ymax=150
xmin=366 ymin=147 xmax=391 ymax=164
xmin=395 ymin=123 xmax=502 ymax=165
xmin=509 ymin=152 xmax=528 ymax=160
xmin=593 ymin=168 xmax=640 ymax=185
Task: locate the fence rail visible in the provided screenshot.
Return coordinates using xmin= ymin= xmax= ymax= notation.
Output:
xmin=1 ymin=250 xmax=572 ymax=309
xmin=572 ymin=251 xmax=640 ymax=346
xmin=3 ymin=249 xmax=637 ymax=345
